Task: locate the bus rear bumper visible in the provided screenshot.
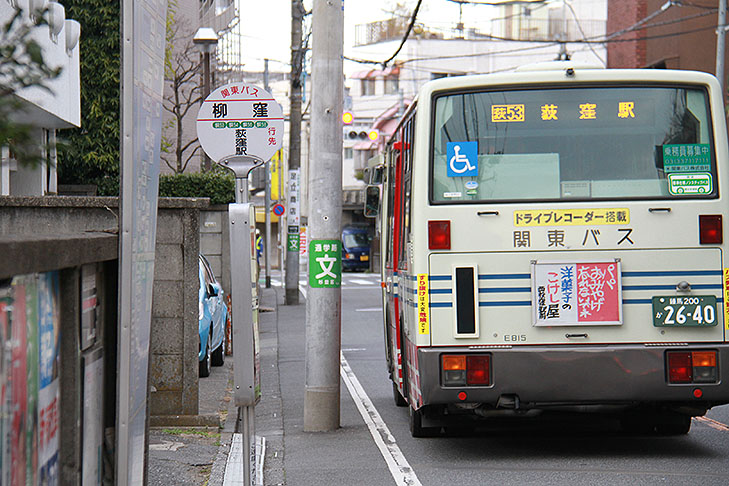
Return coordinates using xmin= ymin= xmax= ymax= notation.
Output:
xmin=417 ymin=344 xmax=729 ymax=412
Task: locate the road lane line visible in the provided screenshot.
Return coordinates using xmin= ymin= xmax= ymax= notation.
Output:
xmin=340 ymin=353 xmax=422 ymax=486
xmin=694 ymin=416 xmax=729 ymax=431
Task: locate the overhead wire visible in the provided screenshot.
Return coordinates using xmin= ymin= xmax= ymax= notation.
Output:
xmin=382 ymin=0 xmax=424 ymax=67
xmin=345 ymin=3 xmax=721 ymax=68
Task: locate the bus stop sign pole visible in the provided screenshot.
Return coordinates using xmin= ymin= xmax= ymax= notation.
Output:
xmin=221 ymin=154 xmax=263 ymax=485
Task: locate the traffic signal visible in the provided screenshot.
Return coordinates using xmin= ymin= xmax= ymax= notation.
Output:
xmin=342 ymin=111 xmax=354 ymax=125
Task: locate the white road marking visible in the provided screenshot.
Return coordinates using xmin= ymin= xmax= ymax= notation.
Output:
xmin=340 ymin=353 xmax=422 ymax=486
xmin=356 ymin=307 xmax=382 ymax=312
xmin=694 ymin=416 xmax=729 ymax=432
xmin=149 ymin=440 xmax=184 ymax=451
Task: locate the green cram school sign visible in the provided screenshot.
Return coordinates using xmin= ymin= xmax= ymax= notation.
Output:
xmin=309 ymin=239 xmax=341 ymax=288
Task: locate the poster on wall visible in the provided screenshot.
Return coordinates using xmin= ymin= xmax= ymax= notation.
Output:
xmin=37 ymin=272 xmax=60 ymax=484
xmin=82 ymin=349 xmax=104 ymax=486
xmin=0 ymin=282 xmax=12 ymax=486
xmin=10 ymin=277 xmax=29 ymax=486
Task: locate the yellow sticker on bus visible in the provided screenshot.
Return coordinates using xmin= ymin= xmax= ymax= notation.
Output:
xmin=514 ymin=208 xmax=630 ymax=227
xmin=491 ymin=104 xmax=525 ymax=122
xmin=724 ymin=268 xmax=729 ymax=331
xmin=417 ymin=274 xmax=430 ymax=335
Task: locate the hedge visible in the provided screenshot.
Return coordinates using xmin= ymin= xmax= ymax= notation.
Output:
xmin=158 ymin=169 xmax=235 ymax=205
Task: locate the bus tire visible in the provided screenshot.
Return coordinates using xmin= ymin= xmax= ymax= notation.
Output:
xmin=655 ymin=414 xmax=692 ymax=435
xmin=393 ymin=381 xmax=407 ymax=407
xmin=409 ymin=405 xmax=440 ymax=438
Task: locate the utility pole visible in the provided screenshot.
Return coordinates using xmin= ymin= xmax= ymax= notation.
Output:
xmin=264 ymin=59 xmax=272 ymax=288
xmin=285 ymin=0 xmax=305 ymax=305
xmin=304 ymin=0 xmax=343 ymax=431
xmin=717 ymin=0 xmax=727 ymax=96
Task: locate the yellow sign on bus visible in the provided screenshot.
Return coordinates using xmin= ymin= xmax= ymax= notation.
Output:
xmin=514 ymin=208 xmax=630 ymax=227
xmin=491 ymin=104 xmax=525 ymax=123
xmin=417 ymin=274 xmax=430 ymax=335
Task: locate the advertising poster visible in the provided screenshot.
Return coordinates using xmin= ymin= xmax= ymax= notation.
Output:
xmin=82 ymin=350 xmax=104 ymax=486
xmin=0 ymin=282 xmax=12 ymax=486
xmin=37 ymin=272 xmax=59 ymax=485
xmin=10 ymin=278 xmax=28 ymax=486
xmin=533 ymin=261 xmax=622 ymax=326
xmin=25 ymin=276 xmax=39 ymax=486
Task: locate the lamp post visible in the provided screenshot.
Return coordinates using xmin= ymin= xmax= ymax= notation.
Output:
xmin=193 ymin=27 xmax=218 ymax=172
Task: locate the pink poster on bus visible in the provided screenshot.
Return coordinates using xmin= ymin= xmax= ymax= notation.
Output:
xmin=533 ymin=261 xmax=622 ymax=326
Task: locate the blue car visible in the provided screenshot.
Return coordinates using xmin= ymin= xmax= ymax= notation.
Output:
xmin=199 ymin=254 xmax=227 ymax=377
xmin=342 ymin=225 xmax=371 ymax=272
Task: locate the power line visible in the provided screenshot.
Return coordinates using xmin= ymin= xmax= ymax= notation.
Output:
xmin=382 ymin=0 xmax=424 ymax=67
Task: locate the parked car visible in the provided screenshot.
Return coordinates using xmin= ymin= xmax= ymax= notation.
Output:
xmin=198 ymin=254 xmax=227 ymax=377
xmin=342 ymin=224 xmax=371 ymax=272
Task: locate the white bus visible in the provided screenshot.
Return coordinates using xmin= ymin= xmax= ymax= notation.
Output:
xmin=365 ymin=63 xmax=729 ymax=437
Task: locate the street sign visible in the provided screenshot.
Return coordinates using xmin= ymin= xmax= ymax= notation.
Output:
xmin=309 ymin=240 xmax=342 ymax=288
xmin=272 ymin=203 xmax=285 ymax=216
xmin=196 ymin=83 xmax=284 ymax=163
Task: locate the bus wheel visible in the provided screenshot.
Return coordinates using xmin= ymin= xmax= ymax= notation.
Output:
xmin=409 ymin=405 xmax=440 ymax=438
xmin=655 ymin=414 xmax=691 ymax=435
xmin=393 ymin=381 xmax=407 ymax=407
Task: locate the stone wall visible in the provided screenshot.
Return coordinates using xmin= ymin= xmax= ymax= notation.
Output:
xmin=0 ymin=196 xmax=215 ymax=426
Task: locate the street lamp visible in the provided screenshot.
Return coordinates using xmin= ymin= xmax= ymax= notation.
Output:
xmin=193 ymin=27 xmax=218 ymax=171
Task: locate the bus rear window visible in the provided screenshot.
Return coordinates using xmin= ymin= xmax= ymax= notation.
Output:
xmin=431 ymin=86 xmax=716 ymax=203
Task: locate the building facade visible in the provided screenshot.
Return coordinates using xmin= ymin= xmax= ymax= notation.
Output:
xmin=0 ymin=2 xmax=81 ymax=196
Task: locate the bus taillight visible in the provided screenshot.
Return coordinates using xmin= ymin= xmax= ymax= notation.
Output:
xmin=667 ymin=350 xmax=718 ymax=384
xmin=441 ymin=354 xmax=491 ymax=386
xmin=466 ymin=356 xmax=491 ymax=385
xmin=699 ymin=215 xmax=722 ymax=244
xmin=428 ymin=220 xmax=451 ymax=250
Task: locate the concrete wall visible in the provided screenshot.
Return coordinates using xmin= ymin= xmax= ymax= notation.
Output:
xmin=0 ymin=220 xmax=118 ymax=484
xmin=150 ymin=200 xmax=207 ymax=421
xmin=0 ymin=196 xmax=214 ymax=427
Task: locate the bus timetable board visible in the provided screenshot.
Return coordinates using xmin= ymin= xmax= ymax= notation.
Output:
xmin=197 ymin=83 xmax=284 ymax=163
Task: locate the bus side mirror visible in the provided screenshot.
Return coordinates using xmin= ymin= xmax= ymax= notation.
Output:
xmin=364 ymin=185 xmax=380 ymax=218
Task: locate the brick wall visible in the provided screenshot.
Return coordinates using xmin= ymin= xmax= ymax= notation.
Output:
xmin=607 ymin=0 xmax=647 ymax=68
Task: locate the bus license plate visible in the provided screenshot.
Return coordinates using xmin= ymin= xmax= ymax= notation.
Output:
xmin=652 ymin=296 xmax=718 ymax=327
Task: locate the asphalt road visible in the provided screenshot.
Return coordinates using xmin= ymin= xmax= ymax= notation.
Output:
xmin=335 ymin=271 xmax=729 ymax=486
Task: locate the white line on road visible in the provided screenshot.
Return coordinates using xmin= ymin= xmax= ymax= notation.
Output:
xmin=340 ymin=353 xmax=422 ymax=486
xmin=356 ymin=307 xmax=383 ymax=312
xmin=694 ymin=416 xmax=729 ymax=432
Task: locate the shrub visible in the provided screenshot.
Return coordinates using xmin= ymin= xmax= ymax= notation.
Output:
xmin=158 ymin=169 xmax=235 ymax=205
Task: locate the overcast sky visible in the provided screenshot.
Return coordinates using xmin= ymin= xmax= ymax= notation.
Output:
xmin=238 ymin=0 xmax=499 ymax=73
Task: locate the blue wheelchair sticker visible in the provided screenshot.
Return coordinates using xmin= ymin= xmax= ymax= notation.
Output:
xmin=447 ymin=141 xmax=478 ymax=177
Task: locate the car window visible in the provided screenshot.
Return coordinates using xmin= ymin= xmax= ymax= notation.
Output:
xmin=199 ymin=255 xmax=217 ymax=286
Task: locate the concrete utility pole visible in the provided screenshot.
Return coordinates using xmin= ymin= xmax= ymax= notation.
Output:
xmin=264 ymin=59 xmax=272 ymax=289
xmin=717 ymin=0 xmax=727 ymax=95
xmin=285 ymin=0 xmax=305 ymax=305
xmin=304 ymin=0 xmax=343 ymax=431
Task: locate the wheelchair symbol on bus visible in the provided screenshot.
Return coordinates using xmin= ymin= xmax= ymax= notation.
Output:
xmin=447 ymin=141 xmax=478 ymax=177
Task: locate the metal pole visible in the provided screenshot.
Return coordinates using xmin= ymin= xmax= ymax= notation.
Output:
xmin=304 ymin=0 xmax=343 ymax=432
xmin=202 ymin=51 xmax=212 ymax=171
xmin=717 ymin=0 xmax=727 ymax=96
xmin=264 ymin=59 xmax=272 ymax=288
xmin=285 ymin=0 xmax=305 ymax=305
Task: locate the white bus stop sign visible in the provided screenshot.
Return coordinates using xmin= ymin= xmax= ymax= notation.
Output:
xmin=197 ymin=83 xmax=284 ymax=163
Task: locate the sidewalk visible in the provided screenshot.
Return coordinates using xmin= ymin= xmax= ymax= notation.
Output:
xmin=239 ymin=286 xmax=393 ymax=485
xmin=151 ymin=283 xmax=388 ymax=485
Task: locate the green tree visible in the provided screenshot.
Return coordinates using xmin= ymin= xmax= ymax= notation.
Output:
xmin=56 ymin=0 xmax=120 ymax=196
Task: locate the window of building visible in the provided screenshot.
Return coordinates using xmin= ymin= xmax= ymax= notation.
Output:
xmin=385 ymin=75 xmax=399 ymax=94
xmin=361 ymin=78 xmax=376 ymax=96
